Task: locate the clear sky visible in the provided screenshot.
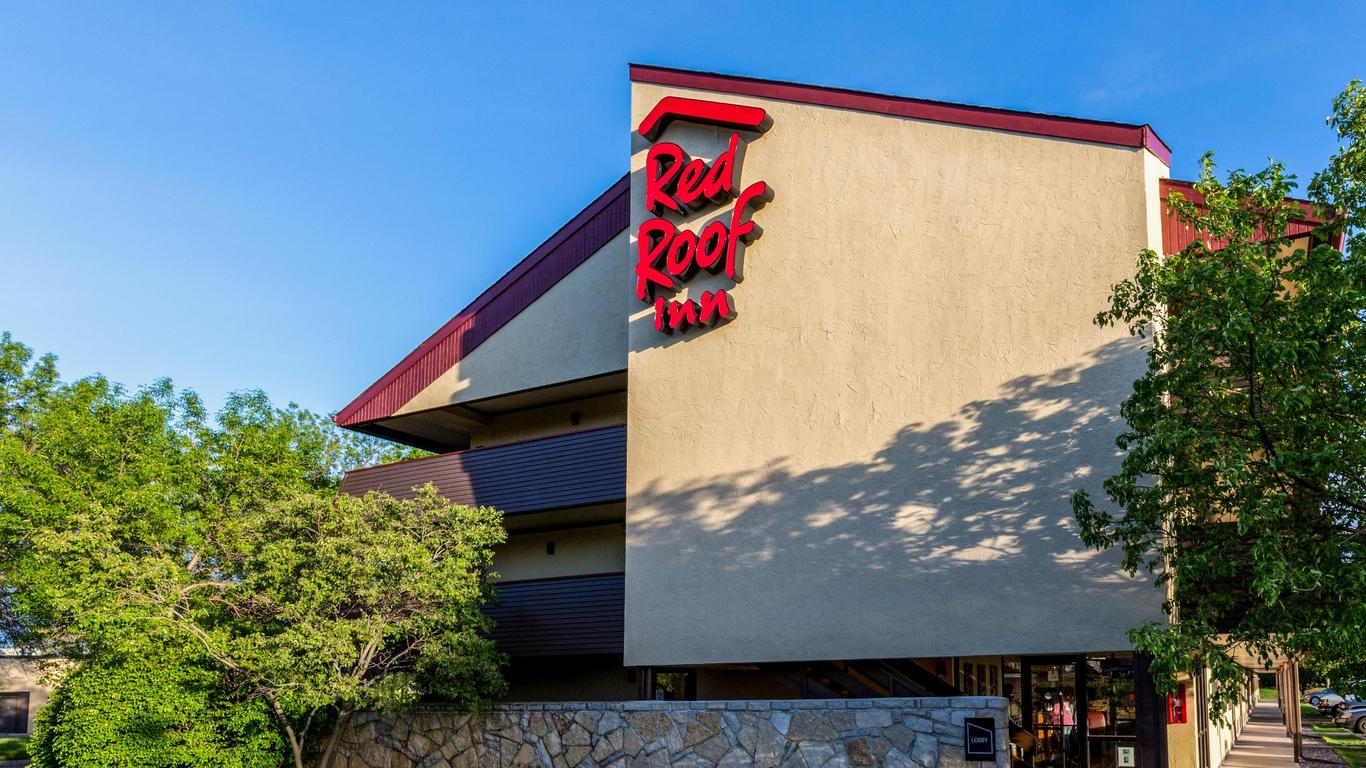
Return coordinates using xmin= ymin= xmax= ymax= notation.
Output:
xmin=2 ymin=2 xmax=1362 ymax=416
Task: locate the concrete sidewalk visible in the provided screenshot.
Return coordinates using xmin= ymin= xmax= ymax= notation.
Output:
xmin=1222 ymin=699 xmax=1296 ymax=767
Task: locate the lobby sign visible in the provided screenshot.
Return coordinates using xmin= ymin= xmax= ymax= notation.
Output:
xmin=963 ymin=717 xmax=997 ymax=762
xmin=635 ymin=96 xmax=772 ymax=334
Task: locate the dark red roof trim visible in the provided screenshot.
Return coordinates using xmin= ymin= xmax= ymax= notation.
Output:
xmin=335 ymin=175 xmax=630 ymax=428
xmin=630 ymin=64 xmax=1172 ymax=166
xmin=1159 ymin=178 xmax=1342 ymax=253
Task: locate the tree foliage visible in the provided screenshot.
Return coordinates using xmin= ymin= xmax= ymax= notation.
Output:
xmin=1073 ymin=82 xmax=1366 ymax=714
xmin=29 ymin=645 xmax=285 ymax=768
xmin=0 ymin=333 xmax=507 ymax=768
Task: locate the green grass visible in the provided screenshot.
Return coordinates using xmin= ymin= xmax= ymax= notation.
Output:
xmin=1305 ymin=702 xmax=1330 ymax=720
xmin=1261 ymin=687 xmax=1279 ymax=700
xmin=0 ymin=737 xmax=30 ymax=761
xmin=1312 ymin=723 xmax=1366 ymax=768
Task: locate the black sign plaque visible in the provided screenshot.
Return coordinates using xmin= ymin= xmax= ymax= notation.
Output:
xmin=963 ymin=717 xmax=997 ymax=762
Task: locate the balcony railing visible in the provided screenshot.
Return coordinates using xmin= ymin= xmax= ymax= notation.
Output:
xmin=340 ymin=425 xmax=626 ymax=515
xmin=488 ymin=572 xmax=625 ymax=657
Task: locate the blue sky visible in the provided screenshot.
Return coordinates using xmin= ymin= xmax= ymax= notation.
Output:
xmin=2 ymin=2 xmax=1362 ymax=416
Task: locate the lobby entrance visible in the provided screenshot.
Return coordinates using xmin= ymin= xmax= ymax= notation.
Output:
xmin=1020 ymin=655 xmax=1142 ymax=768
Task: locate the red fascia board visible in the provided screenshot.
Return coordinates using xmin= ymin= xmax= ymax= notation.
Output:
xmin=630 ymin=64 xmax=1172 ymax=164
xmin=1159 ymin=178 xmax=1343 ymax=252
xmin=1159 ymin=178 xmax=1323 ymax=221
xmin=334 ymin=175 xmax=631 ymax=428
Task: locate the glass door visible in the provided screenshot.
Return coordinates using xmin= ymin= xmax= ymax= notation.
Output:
xmin=1084 ymin=655 xmax=1139 ymax=768
xmin=1027 ymin=660 xmax=1081 ymax=768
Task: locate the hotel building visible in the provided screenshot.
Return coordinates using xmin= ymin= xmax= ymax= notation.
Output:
xmin=333 ymin=66 xmax=1309 ymax=768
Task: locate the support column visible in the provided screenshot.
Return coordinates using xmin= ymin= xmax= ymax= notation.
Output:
xmin=1290 ymin=661 xmax=1302 ymax=763
xmin=635 ymin=667 xmax=654 ymax=700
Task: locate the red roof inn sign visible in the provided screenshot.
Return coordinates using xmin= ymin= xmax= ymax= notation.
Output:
xmin=635 ymin=96 xmax=773 ymax=334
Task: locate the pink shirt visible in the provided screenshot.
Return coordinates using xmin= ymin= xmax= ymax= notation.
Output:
xmin=1051 ymin=700 xmax=1076 ymax=726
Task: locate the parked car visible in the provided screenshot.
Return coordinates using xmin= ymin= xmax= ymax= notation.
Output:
xmin=1312 ymin=687 xmax=1363 ymax=710
xmin=1308 ymin=689 xmax=1344 ymax=708
xmin=1333 ymin=696 xmax=1363 ymax=717
xmin=1333 ymin=702 xmax=1366 ymax=734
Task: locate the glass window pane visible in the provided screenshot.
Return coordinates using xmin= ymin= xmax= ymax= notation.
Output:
xmin=1086 ymin=655 xmax=1137 ymax=737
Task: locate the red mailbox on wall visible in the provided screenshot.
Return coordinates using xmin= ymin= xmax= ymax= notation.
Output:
xmin=1167 ymin=683 xmax=1189 ymax=724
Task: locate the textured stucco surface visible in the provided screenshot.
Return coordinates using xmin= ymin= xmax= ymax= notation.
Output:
xmin=495 ymin=523 xmax=625 ymax=582
xmin=625 ymin=82 xmax=1169 ymax=665
xmin=397 ymin=231 xmax=631 ymax=415
xmin=333 ymin=697 xmax=1009 ymax=768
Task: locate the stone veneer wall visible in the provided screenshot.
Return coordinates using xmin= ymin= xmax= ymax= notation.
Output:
xmin=335 ymin=697 xmax=1009 ymax=768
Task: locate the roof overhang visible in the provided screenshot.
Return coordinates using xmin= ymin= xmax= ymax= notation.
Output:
xmin=346 ymin=370 xmax=626 ymax=452
xmin=334 ymin=175 xmax=630 ymax=441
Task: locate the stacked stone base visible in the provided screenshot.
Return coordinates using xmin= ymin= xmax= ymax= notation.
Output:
xmin=336 ymin=697 xmax=1008 ymax=768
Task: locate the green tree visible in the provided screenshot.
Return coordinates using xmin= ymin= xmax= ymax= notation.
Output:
xmin=1072 ymin=82 xmax=1366 ymax=713
xmin=0 ymin=334 xmax=507 ymax=768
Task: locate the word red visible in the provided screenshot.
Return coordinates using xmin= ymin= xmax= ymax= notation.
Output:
xmin=634 ymin=98 xmax=771 ymax=335
xmin=645 ymin=133 xmax=739 ymax=215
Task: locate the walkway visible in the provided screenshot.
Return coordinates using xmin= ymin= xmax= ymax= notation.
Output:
xmin=1222 ymin=699 xmax=1297 ymax=767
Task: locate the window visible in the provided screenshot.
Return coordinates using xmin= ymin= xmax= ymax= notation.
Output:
xmin=0 ymin=692 xmax=28 ymax=734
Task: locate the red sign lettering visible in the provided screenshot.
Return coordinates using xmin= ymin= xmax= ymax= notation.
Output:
xmin=637 ymin=96 xmax=770 ymax=141
xmin=636 ymin=98 xmax=771 ymax=334
xmin=653 ymin=290 xmax=734 ymax=335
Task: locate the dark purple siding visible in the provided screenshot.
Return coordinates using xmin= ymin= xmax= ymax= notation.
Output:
xmin=339 ymin=425 xmax=626 ymax=515
xmin=488 ymin=573 xmax=625 ymax=657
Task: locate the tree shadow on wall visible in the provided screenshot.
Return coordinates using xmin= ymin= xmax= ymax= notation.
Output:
xmin=627 ymin=338 xmax=1163 ymax=658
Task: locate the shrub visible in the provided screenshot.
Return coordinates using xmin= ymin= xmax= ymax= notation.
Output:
xmin=29 ymin=651 xmax=286 ymax=768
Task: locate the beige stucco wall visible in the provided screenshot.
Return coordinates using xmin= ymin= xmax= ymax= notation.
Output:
xmin=1166 ymin=673 xmax=1197 ymax=768
xmin=494 ymin=523 xmax=625 ymax=582
xmin=396 ymin=230 xmax=631 ymax=415
xmin=1206 ymin=671 xmax=1251 ymax=768
xmin=0 ymin=656 xmax=59 ymax=735
xmin=1165 ymin=669 xmax=1254 ymax=768
xmin=625 ymin=81 xmax=1169 ymax=666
